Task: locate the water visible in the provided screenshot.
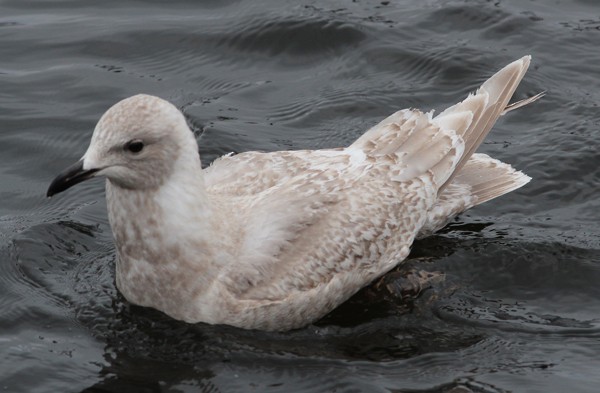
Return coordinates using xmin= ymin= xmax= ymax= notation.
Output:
xmin=1 ymin=0 xmax=600 ymax=391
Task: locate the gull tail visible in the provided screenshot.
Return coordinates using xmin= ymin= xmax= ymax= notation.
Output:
xmin=417 ymin=153 xmax=531 ymax=238
xmin=415 ymin=57 xmax=540 ymax=237
xmin=454 ymin=153 xmax=531 ymax=206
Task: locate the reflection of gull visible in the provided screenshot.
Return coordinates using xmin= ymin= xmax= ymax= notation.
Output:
xmin=47 ymin=56 xmax=540 ymax=331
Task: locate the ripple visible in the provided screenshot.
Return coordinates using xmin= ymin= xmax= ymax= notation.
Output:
xmin=419 ymin=5 xmax=510 ymax=33
xmin=421 ymin=238 xmax=600 ymax=337
xmin=436 ymin=295 xmax=600 ymax=336
xmin=0 ymin=220 xmax=112 ymax=333
xmin=218 ymin=16 xmax=367 ymax=57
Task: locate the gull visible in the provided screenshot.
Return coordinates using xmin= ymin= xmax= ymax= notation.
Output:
xmin=47 ymin=56 xmax=541 ymax=331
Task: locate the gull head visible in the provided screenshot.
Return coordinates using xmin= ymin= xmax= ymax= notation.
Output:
xmin=47 ymin=94 xmax=197 ymax=197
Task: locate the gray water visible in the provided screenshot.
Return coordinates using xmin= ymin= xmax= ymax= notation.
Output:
xmin=2 ymin=0 xmax=600 ymax=392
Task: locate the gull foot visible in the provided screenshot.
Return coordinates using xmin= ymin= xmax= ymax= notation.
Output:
xmin=374 ymin=268 xmax=446 ymax=304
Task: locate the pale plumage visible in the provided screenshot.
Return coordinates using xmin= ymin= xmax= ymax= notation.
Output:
xmin=47 ymin=56 xmax=539 ymax=331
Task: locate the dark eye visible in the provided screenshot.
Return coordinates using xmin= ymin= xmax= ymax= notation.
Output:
xmin=125 ymin=140 xmax=144 ymax=153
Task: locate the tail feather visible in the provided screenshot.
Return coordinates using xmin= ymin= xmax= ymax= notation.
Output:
xmin=417 ymin=153 xmax=531 ymax=238
xmin=455 ymin=153 xmax=531 ymax=205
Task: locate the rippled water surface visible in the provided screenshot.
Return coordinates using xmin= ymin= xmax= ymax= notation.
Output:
xmin=2 ymin=0 xmax=600 ymax=392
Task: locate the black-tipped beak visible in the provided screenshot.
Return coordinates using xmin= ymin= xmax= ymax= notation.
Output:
xmin=47 ymin=160 xmax=99 ymax=197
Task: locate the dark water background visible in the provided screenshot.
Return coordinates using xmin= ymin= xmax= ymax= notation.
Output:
xmin=2 ymin=0 xmax=600 ymax=392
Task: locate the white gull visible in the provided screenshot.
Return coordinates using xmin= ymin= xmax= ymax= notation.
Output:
xmin=47 ymin=56 xmax=541 ymax=331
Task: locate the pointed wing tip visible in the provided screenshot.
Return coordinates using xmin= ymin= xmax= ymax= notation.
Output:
xmin=505 ymin=55 xmax=532 ymax=74
xmin=515 ymin=55 xmax=531 ymax=67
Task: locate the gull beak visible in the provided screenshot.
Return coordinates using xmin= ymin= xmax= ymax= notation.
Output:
xmin=47 ymin=159 xmax=99 ymax=197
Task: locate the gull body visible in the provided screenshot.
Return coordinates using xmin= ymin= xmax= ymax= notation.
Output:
xmin=48 ymin=57 xmax=538 ymax=331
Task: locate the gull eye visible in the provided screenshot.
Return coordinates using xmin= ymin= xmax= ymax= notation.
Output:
xmin=125 ymin=139 xmax=144 ymax=154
